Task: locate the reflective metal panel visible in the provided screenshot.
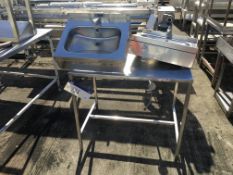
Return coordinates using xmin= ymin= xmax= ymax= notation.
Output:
xmin=130 ymin=31 xmax=198 ymax=68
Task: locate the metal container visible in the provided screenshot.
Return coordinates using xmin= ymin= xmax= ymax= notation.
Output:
xmin=54 ymin=14 xmax=130 ymax=71
xmin=130 ymin=30 xmax=198 ymax=68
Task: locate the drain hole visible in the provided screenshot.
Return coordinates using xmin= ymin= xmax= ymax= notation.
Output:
xmin=95 ymin=42 xmax=101 ymax=46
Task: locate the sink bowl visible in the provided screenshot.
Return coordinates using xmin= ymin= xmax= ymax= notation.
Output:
xmin=54 ymin=18 xmax=130 ymax=71
xmin=65 ymin=27 xmax=121 ymax=54
xmin=130 ymin=31 xmax=198 ymax=68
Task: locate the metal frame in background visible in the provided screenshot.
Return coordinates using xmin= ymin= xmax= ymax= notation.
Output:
xmin=5 ymin=1 xmax=154 ymax=41
xmin=189 ymin=0 xmax=207 ymax=38
xmin=2 ymin=0 xmax=36 ymax=43
xmin=213 ymin=37 xmax=233 ymax=117
xmin=0 ymin=28 xmax=60 ymax=133
xmin=170 ymin=0 xmax=200 ymax=30
xmin=68 ymin=66 xmax=193 ymax=159
xmin=197 ymin=0 xmax=233 ymax=78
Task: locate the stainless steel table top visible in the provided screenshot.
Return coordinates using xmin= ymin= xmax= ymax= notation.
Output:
xmin=69 ymin=54 xmax=193 ymax=83
xmin=0 ymin=28 xmax=52 ymax=60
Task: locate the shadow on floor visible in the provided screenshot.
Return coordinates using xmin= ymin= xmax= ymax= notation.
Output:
xmin=0 ymin=80 xmax=214 ymax=175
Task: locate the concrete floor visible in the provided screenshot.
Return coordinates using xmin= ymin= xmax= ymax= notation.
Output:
xmin=0 ymin=26 xmax=233 ymax=175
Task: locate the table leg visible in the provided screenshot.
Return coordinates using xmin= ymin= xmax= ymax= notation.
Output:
xmin=47 ymin=36 xmax=61 ymax=89
xmin=93 ymin=77 xmax=99 ymax=110
xmin=212 ymin=52 xmax=223 ymax=87
xmin=214 ymin=61 xmax=225 ymax=94
xmin=172 ymin=82 xmax=179 ymax=143
xmin=72 ymin=95 xmax=83 ymax=151
xmin=174 ymin=82 xmax=192 ymax=159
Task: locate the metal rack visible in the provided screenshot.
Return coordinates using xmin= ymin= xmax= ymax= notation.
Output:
xmin=213 ymin=37 xmax=233 ymax=117
xmin=8 ymin=1 xmax=154 ymax=31
xmin=196 ymin=0 xmax=233 ymax=81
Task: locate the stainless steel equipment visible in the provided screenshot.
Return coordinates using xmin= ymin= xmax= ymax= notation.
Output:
xmin=192 ymin=0 xmax=233 ymax=77
xmin=130 ymin=30 xmax=198 ymax=68
xmin=214 ymin=37 xmax=233 ymax=117
xmin=0 ymin=0 xmax=36 ymax=43
xmin=0 ymin=20 xmax=34 ymax=42
xmin=146 ymin=6 xmax=175 ymax=31
xmin=5 ymin=1 xmax=154 ymax=35
xmin=172 ymin=0 xmax=233 ymax=29
xmin=54 ymin=14 xmax=130 ymax=71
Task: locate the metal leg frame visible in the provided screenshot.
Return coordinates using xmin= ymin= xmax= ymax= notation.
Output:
xmin=47 ymin=36 xmax=61 ymax=89
xmin=174 ymin=82 xmax=192 ymax=158
xmin=214 ymin=59 xmax=233 ymax=117
xmin=71 ymin=75 xmax=192 ymax=159
xmin=0 ymin=37 xmax=60 ymax=133
xmin=0 ymin=78 xmax=57 ymax=133
xmin=212 ymin=52 xmax=223 ymax=87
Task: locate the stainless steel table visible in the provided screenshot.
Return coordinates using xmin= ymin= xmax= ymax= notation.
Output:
xmin=69 ymin=55 xmax=193 ymax=159
xmin=0 ymin=28 xmax=60 ymax=132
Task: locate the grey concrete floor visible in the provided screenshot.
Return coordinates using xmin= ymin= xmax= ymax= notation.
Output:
xmin=0 ymin=26 xmax=233 ymax=175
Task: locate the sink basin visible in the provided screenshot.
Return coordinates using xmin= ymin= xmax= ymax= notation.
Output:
xmin=65 ymin=27 xmax=121 ymax=53
xmin=130 ymin=30 xmax=198 ymax=68
xmin=54 ymin=18 xmax=130 ymax=71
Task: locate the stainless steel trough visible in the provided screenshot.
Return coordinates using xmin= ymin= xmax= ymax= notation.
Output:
xmin=130 ymin=30 xmax=198 ymax=68
xmin=54 ymin=14 xmax=130 ymax=71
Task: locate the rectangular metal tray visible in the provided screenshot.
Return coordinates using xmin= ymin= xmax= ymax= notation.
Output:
xmin=130 ymin=31 xmax=198 ymax=68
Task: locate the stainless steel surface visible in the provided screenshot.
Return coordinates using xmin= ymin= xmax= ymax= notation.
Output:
xmin=174 ymin=82 xmax=192 ymax=158
xmin=68 ymin=53 xmax=193 ymax=83
xmin=0 ymin=28 xmax=52 ymax=60
xmin=178 ymin=0 xmax=233 ymax=29
xmin=90 ymin=114 xmax=175 ymax=125
xmin=24 ymin=0 xmax=36 ymax=35
xmin=1 ymin=0 xmax=36 ymax=43
xmin=130 ymin=30 xmax=198 ymax=68
xmin=8 ymin=2 xmax=152 ymax=35
xmin=72 ymin=95 xmax=83 ymax=151
xmin=146 ymin=6 xmax=175 ymax=31
xmin=181 ymin=0 xmax=233 ymax=11
xmin=196 ymin=0 xmax=233 ymax=77
xmin=0 ymin=20 xmax=34 ymax=42
xmin=54 ymin=14 xmax=130 ymax=71
xmin=172 ymin=82 xmax=179 ymax=143
xmin=80 ymin=102 xmax=96 ymax=133
xmin=206 ymin=17 xmax=233 ymax=35
xmin=35 ymin=2 xmax=138 ymax=8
